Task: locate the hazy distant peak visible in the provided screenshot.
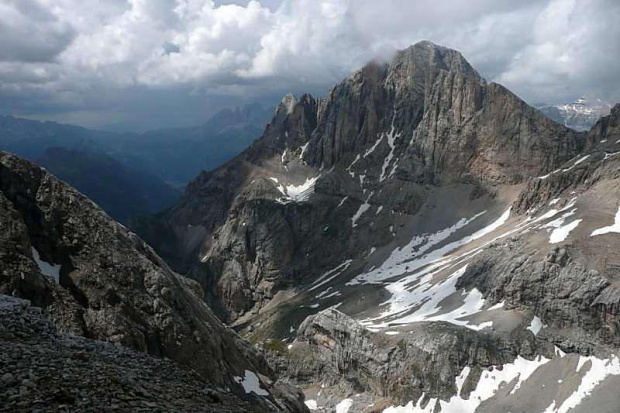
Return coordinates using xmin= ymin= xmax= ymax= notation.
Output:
xmin=537 ymin=95 xmax=613 ymax=131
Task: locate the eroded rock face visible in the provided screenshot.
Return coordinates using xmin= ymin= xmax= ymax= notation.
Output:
xmin=457 ymin=245 xmax=616 ymax=355
xmin=280 ymin=309 xmax=548 ymax=408
xmin=139 ymin=41 xmax=583 ymax=323
xmin=0 ymin=152 xmax=307 ymax=412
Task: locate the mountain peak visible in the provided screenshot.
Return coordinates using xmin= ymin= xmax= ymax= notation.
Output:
xmin=537 ymin=95 xmax=613 ymax=131
xmin=278 ymin=93 xmax=298 ymax=115
xmin=393 ymin=40 xmax=481 ymax=80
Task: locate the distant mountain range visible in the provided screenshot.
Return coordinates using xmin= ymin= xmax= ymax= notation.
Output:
xmin=537 ymin=96 xmax=612 ymax=131
xmin=0 ymin=102 xmax=271 ymax=188
xmin=37 ymin=148 xmax=180 ymax=224
xmin=0 ymin=103 xmax=271 ymax=223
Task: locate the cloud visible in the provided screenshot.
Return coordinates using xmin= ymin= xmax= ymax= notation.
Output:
xmin=496 ymin=0 xmax=620 ymax=103
xmin=0 ymin=0 xmax=76 ymax=62
xmin=1 ymin=0 xmax=619 ymax=129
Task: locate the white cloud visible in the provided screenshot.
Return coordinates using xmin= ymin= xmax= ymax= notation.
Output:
xmin=1 ymin=0 xmax=619 ymax=128
xmin=496 ymin=0 xmax=620 ymax=103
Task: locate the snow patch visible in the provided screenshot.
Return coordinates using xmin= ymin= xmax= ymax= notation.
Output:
xmin=347 ymin=154 xmax=361 ymax=171
xmin=31 ymin=246 xmax=61 ymax=284
xmin=350 ymin=208 xmax=510 ymax=285
xmin=305 ymin=399 xmax=318 ymax=410
xmin=563 ymin=155 xmax=590 ymax=172
xmin=604 ymin=151 xmax=620 ymax=160
xmin=234 ymin=370 xmax=269 ymax=396
xmin=380 ymin=110 xmax=401 ymax=182
xmin=336 ymin=398 xmax=353 ymax=413
xmin=337 ymin=196 xmax=348 ymax=209
xmin=352 ymin=193 xmax=373 ymax=228
xmin=299 ymin=142 xmax=309 ymax=159
xmin=308 ymin=260 xmax=353 ymax=292
xmin=362 ymin=265 xmax=491 ymax=331
xmin=383 ymin=356 xmax=550 ymax=413
xmin=286 ymin=176 xmax=319 ymax=201
xmin=281 ymin=148 xmax=288 ymax=164
xmin=549 ymin=219 xmax=582 ymax=243
xmin=545 ymin=355 xmax=620 ymax=413
xmin=527 ymin=316 xmax=543 ymax=335
xmin=591 ymin=206 xmax=620 ymax=236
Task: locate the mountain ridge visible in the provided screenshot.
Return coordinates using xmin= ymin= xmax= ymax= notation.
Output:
xmin=138 ymin=40 xmax=586 ymax=320
xmin=0 ymin=102 xmax=271 ymax=187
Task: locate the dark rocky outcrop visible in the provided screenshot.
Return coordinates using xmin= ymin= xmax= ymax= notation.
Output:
xmin=457 ymin=245 xmax=618 ymax=355
xmin=0 ymin=152 xmax=307 ymax=412
xmin=0 ymin=294 xmax=251 ymax=412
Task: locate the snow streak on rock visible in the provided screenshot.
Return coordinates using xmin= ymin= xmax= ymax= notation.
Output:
xmin=31 ymin=246 xmax=61 ymax=284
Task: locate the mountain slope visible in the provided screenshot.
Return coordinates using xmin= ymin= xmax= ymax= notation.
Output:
xmin=139 ymin=41 xmax=584 ymax=321
xmin=104 ymin=103 xmax=272 ymax=186
xmin=0 ymin=151 xmax=307 ymax=412
xmin=37 ymin=148 xmax=179 ymax=224
xmin=269 ymin=103 xmax=620 ymax=412
xmin=136 ymin=41 xmax=620 ymax=412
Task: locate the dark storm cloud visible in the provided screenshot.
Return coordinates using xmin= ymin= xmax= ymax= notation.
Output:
xmin=0 ymin=0 xmax=619 ymax=129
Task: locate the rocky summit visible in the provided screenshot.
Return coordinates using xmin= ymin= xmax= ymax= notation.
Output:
xmin=2 ymin=39 xmax=620 ymax=413
xmin=137 ymin=41 xmax=620 ymax=412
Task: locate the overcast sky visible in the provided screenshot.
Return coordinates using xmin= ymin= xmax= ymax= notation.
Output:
xmin=1 ymin=0 xmax=619 ymax=131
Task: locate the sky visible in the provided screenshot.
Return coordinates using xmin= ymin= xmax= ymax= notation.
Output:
xmin=1 ymin=0 xmax=619 ymax=132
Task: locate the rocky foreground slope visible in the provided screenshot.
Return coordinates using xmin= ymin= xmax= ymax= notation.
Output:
xmin=0 ymin=294 xmax=251 ymax=412
xmin=139 ymin=41 xmax=620 ymax=412
xmin=0 ymin=152 xmax=307 ymax=412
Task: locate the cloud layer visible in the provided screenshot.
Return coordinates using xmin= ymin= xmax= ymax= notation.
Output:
xmin=1 ymin=0 xmax=619 ymax=129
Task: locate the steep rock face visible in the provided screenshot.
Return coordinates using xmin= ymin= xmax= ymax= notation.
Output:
xmin=304 ymin=41 xmax=583 ymax=184
xmin=140 ymin=41 xmax=583 ymax=323
xmin=514 ymin=104 xmax=620 ymax=215
xmin=457 ymin=245 xmax=616 ymax=355
xmin=252 ymin=105 xmax=620 ymax=411
xmin=0 ymin=152 xmax=307 ymax=412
